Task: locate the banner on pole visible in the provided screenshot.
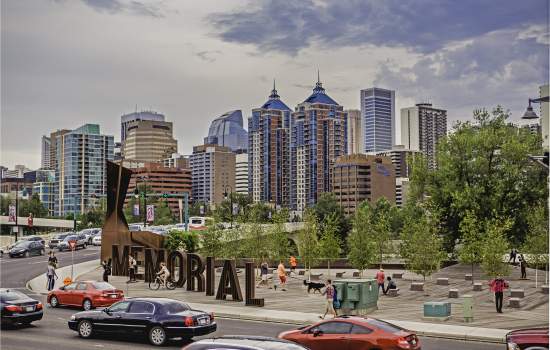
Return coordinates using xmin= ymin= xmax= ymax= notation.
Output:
xmin=146 ymin=205 xmax=155 ymax=222
xmin=8 ymin=205 xmax=16 ymax=223
xmin=133 ymin=204 xmax=140 ymax=216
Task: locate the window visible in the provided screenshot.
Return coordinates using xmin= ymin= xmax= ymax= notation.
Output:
xmin=351 ymin=324 xmax=373 ymax=334
xmin=163 ymin=301 xmax=190 ymax=314
xmin=128 ymin=301 xmax=155 ymax=314
xmin=365 ymin=319 xmax=402 ymax=334
xmin=313 ymin=321 xmax=352 ymax=334
xmin=108 ymin=301 xmax=130 ymax=313
xmin=92 ymin=282 xmax=115 ymax=290
xmin=1 ymin=291 xmax=24 ymax=302
xmin=76 ymin=283 xmax=88 ymax=290
xmin=64 ymin=283 xmax=77 ymax=291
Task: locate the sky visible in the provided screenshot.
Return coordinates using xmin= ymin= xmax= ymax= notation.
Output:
xmin=1 ymin=0 xmax=549 ymax=169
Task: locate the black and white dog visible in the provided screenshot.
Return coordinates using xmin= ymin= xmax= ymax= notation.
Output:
xmin=303 ymin=280 xmax=324 ymax=294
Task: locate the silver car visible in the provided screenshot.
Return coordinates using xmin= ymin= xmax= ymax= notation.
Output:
xmin=57 ymin=234 xmax=87 ymax=251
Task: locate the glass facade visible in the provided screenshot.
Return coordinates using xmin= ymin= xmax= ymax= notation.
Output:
xmin=204 ymin=110 xmax=248 ymax=153
xmin=361 ymin=88 xmax=395 ymax=153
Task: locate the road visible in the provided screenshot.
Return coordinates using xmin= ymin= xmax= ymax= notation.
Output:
xmin=0 ymin=246 xmax=504 ymax=350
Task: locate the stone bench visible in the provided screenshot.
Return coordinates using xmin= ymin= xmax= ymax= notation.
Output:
xmin=542 ymin=285 xmax=549 ymax=294
xmin=448 ymin=288 xmax=459 ymax=298
xmin=410 ymin=282 xmax=424 ymax=291
xmin=465 ymin=274 xmax=473 ymax=281
xmin=423 ymin=301 xmax=451 ymax=319
xmin=298 ymin=270 xmax=305 ymax=276
xmin=352 ymin=271 xmax=360 ymax=278
xmin=436 ymin=278 xmax=449 ymax=286
xmin=387 ymin=288 xmax=399 ymax=297
xmin=392 ymin=272 xmax=403 ymax=279
xmin=509 ymin=297 xmax=521 ymax=308
xmin=473 ymin=282 xmax=483 ymax=291
xmin=310 ymin=274 xmax=323 ymax=281
xmin=335 ymin=272 xmax=346 ymax=278
xmin=510 ymin=289 xmax=525 ymax=298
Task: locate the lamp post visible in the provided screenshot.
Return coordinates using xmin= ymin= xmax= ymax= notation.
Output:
xmin=223 ymin=185 xmax=233 ymax=229
xmin=134 ymin=176 xmax=149 ymax=227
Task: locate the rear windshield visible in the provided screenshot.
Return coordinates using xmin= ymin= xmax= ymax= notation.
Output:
xmin=365 ymin=319 xmax=403 ymax=334
xmin=1 ymin=291 xmax=23 ymax=302
xmin=92 ymin=282 xmax=116 ymax=290
xmin=163 ymin=301 xmax=190 ymax=314
xmin=55 ymin=234 xmax=69 ymax=239
xmin=13 ymin=241 xmax=31 ymax=247
xmin=64 ymin=235 xmax=77 ymax=241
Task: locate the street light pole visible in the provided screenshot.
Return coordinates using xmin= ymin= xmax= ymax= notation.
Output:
xmin=224 ymin=185 xmax=233 ymax=229
xmin=14 ymin=181 xmax=19 ymax=242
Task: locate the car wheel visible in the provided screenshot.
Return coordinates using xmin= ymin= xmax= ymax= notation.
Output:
xmin=78 ymin=320 xmax=93 ymax=338
xmin=40 ymin=249 xmax=45 ymax=256
xmin=50 ymin=295 xmax=59 ymax=308
xmin=82 ymin=299 xmax=92 ymax=311
xmin=149 ymin=326 xmax=167 ymax=346
xmin=24 ymin=251 xmax=29 ymax=258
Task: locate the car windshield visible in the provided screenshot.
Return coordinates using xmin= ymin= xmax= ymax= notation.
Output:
xmin=0 ymin=291 xmax=24 ymax=302
xmin=365 ymin=319 xmax=403 ymax=334
xmin=63 ymin=235 xmax=77 ymax=241
xmin=92 ymin=282 xmax=116 ymax=290
xmin=55 ymin=234 xmax=69 ymax=240
xmin=13 ymin=241 xmax=31 ymax=247
xmin=163 ymin=301 xmax=190 ymax=314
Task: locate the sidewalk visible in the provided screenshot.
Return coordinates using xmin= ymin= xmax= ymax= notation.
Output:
xmin=26 ymin=259 xmax=99 ymax=294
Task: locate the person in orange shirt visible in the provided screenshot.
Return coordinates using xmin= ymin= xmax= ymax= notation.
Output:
xmin=289 ymin=256 xmax=297 ymax=274
xmin=376 ymin=268 xmax=385 ymax=294
xmin=277 ymin=261 xmax=287 ymax=291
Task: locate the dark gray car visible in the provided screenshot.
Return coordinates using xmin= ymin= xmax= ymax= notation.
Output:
xmin=182 ymin=336 xmax=310 ymax=350
xmin=8 ymin=240 xmax=45 ymax=258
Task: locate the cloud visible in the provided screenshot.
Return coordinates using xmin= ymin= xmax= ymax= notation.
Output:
xmin=195 ymin=50 xmax=222 ymax=62
xmin=80 ymin=0 xmax=165 ymax=17
xmin=209 ymin=0 xmax=548 ymax=55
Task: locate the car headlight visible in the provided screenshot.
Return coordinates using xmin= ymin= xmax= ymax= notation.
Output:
xmin=70 ymin=315 xmax=76 ymax=321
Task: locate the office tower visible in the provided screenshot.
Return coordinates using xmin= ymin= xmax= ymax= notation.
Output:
xmin=235 ymin=152 xmax=249 ymax=195
xmin=1 ymin=165 xmax=31 ymax=178
xmin=41 ymin=136 xmax=51 ymax=169
xmin=401 ymin=103 xmax=447 ymax=169
xmin=248 ymin=83 xmax=292 ymax=205
xmin=346 ymin=109 xmax=362 ymax=154
xmin=376 ymin=145 xmax=421 ymax=178
xmin=541 ymin=84 xmax=549 ymax=150
xmin=332 ymin=154 xmax=395 ymax=215
xmin=121 ymin=117 xmax=177 ymax=163
xmin=204 ymin=110 xmax=248 ymax=153
xmin=120 ymin=110 xmax=165 ymax=142
xmin=49 ymin=129 xmax=70 ymax=174
xmin=395 ymin=177 xmax=410 ymax=208
xmin=54 ymin=124 xmax=114 ymax=216
xmin=361 ymin=87 xmax=395 ymax=153
xmin=291 ymin=75 xmax=347 ymax=212
xmin=190 ymin=144 xmax=235 ymax=207
xmin=163 ymin=153 xmax=189 ymax=169
xmin=126 ymin=162 xmax=191 ymax=218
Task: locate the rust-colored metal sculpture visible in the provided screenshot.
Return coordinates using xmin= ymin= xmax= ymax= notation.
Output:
xmin=245 ymin=262 xmax=264 ymax=306
xmin=216 ymin=260 xmax=243 ymax=301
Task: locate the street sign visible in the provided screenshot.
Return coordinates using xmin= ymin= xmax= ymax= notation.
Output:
xmin=146 ymin=205 xmax=155 ymax=222
xmin=133 ymin=204 xmax=140 ymax=216
xmin=8 ymin=205 xmax=16 ymax=222
xmin=63 ymin=277 xmax=72 ymax=285
xmin=69 ymin=240 xmax=76 ymax=251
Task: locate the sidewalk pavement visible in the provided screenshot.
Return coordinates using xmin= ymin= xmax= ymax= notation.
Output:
xmin=26 ymin=259 xmax=99 ymax=294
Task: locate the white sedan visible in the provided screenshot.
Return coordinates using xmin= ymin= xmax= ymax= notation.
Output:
xmin=91 ymin=235 xmax=101 ymax=246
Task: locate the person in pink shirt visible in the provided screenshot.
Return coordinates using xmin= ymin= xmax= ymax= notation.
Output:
xmin=489 ymin=276 xmax=509 ymax=313
xmin=376 ymin=268 xmax=385 ymax=294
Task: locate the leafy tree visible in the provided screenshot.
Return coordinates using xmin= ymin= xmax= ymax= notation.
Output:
xmin=348 ymin=202 xmax=377 ymax=275
xmin=268 ymin=209 xmax=290 ymax=261
xmin=18 ymin=194 xmax=49 ymax=218
xmin=200 ymin=223 xmax=225 ymax=257
xmin=164 ymin=229 xmax=199 ymax=252
xmin=318 ymin=213 xmax=341 ymax=277
xmin=480 ymin=218 xmax=512 ymax=279
xmin=312 ymin=193 xmax=350 ymax=247
xmin=297 ymin=209 xmax=319 ymax=279
xmin=153 ymin=200 xmax=175 ymax=225
xmin=458 ymin=211 xmax=484 ymax=284
xmin=522 ymin=205 xmax=549 ymax=288
xmin=243 ymin=205 xmax=268 ymax=267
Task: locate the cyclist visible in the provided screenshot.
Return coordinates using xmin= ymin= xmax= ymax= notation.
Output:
xmin=156 ymin=262 xmax=170 ymax=288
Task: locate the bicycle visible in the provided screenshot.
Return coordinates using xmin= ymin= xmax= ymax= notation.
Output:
xmin=148 ymin=275 xmax=176 ymax=290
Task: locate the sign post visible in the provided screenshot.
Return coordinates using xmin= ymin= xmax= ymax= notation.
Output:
xmin=69 ymin=240 xmax=76 ymax=280
xmin=146 ymin=205 xmax=154 ymax=223
xmin=8 ymin=205 xmax=16 ymax=223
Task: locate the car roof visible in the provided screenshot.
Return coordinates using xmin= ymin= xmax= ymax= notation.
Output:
xmin=124 ymin=297 xmax=186 ymax=305
xmin=193 ymin=336 xmax=307 ymax=349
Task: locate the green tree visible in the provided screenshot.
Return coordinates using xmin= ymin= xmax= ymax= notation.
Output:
xmin=268 ymin=209 xmax=290 ymax=261
xmin=243 ymin=205 xmax=268 ymax=268
xmin=200 ymin=223 xmax=225 ymax=257
xmin=164 ymin=229 xmax=199 ymax=252
xmin=297 ymin=209 xmax=319 ymax=279
xmin=318 ymin=213 xmax=341 ymax=277
xmin=458 ymin=211 xmax=484 ymax=284
xmin=153 ymin=200 xmax=175 ymax=225
xmin=18 ymin=194 xmax=49 ymax=218
xmin=522 ymin=205 xmax=549 ymax=288
xmin=480 ymin=218 xmax=512 ymax=279
xmin=312 ymin=193 xmax=350 ymax=247
xmin=347 ymin=202 xmax=377 ymax=275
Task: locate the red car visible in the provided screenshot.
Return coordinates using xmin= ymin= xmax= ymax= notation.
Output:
xmin=47 ymin=281 xmax=124 ymax=311
xmin=279 ymin=316 xmax=420 ymax=350
xmin=506 ymin=328 xmax=549 ymax=350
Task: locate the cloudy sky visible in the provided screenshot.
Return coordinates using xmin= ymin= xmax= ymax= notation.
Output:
xmin=1 ymin=0 xmax=549 ymax=168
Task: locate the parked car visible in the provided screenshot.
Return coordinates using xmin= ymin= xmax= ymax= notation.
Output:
xmin=79 ymin=229 xmax=100 ymax=244
xmin=48 ymin=281 xmax=124 ymax=311
xmin=8 ymin=240 xmax=45 ymax=258
xmin=68 ymin=298 xmax=216 ymax=346
xmin=91 ymin=234 xmax=101 ymax=246
xmin=57 ymin=234 xmax=87 ymax=251
xmin=279 ymin=316 xmax=421 ymax=350
xmin=183 ymin=336 xmax=310 ymax=350
xmin=128 ymin=224 xmax=143 ymax=231
xmin=48 ymin=233 xmax=71 ymax=249
xmin=22 ymin=236 xmax=46 ymax=246
xmin=506 ymin=328 xmax=549 ymax=350
xmin=1 ymin=288 xmax=43 ymax=326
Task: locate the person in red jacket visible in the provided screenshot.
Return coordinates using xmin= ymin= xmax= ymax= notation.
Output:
xmin=489 ymin=276 xmax=509 ymax=313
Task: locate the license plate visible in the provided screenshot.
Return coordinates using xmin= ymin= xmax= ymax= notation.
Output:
xmin=25 ymin=306 xmax=34 ymax=312
xmin=198 ymin=318 xmax=208 ymax=325
xmin=110 ymin=294 xmax=117 ymax=298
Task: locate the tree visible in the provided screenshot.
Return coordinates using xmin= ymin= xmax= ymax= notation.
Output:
xmin=312 ymin=193 xmax=350 ymax=247
xmin=153 ymin=200 xmax=175 ymax=225
xmin=318 ymin=213 xmax=341 ymax=277
xmin=18 ymin=194 xmax=49 ymax=218
xmin=480 ymin=218 xmax=512 ymax=279
xmin=522 ymin=205 xmax=549 ymax=288
xmin=458 ymin=211 xmax=484 ymax=284
xmin=165 ymin=229 xmax=199 ymax=252
xmin=200 ymin=223 xmax=225 ymax=257
xmin=243 ymin=205 xmax=268 ymax=268
xmin=347 ymin=202 xmax=377 ymax=275
xmin=268 ymin=209 xmax=290 ymax=262
xmin=297 ymin=209 xmax=319 ymax=279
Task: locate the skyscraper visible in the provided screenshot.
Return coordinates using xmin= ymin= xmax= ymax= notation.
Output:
xmin=49 ymin=129 xmax=70 ymax=173
xmin=204 ymin=110 xmax=248 ymax=153
xmin=346 ymin=109 xmax=362 ymax=154
xmin=54 ymin=124 xmax=114 ymax=216
xmin=41 ymin=136 xmax=51 ymax=169
xmin=235 ymin=152 xmax=249 ymax=195
xmin=248 ymin=83 xmax=292 ymax=206
xmin=121 ymin=118 xmax=177 ymax=163
xmin=361 ymin=87 xmax=395 ymax=153
xmin=291 ymin=74 xmax=347 ymax=212
xmin=400 ymin=103 xmax=447 ymax=168
xmin=120 ymin=111 xmax=165 ymax=142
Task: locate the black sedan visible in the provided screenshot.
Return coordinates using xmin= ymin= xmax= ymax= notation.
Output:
xmin=8 ymin=240 xmax=45 ymax=258
xmin=1 ymin=289 xmax=43 ymax=326
xmin=68 ymin=298 xmax=216 ymax=346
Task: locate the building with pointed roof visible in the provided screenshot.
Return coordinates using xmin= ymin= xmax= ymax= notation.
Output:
xmin=204 ymin=110 xmax=248 ymax=153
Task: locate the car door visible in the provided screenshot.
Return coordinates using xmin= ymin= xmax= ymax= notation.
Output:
xmin=125 ymin=301 xmax=156 ymax=334
xmin=302 ymin=321 xmax=352 ymax=350
xmin=58 ymin=283 xmax=77 ymax=305
xmin=348 ymin=324 xmax=376 ymax=350
xmin=94 ymin=300 xmax=131 ymax=332
xmin=73 ymin=282 xmax=88 ymax=307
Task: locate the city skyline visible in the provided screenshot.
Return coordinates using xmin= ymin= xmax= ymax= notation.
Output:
xmin=2 ymin=0 xmax=549 ymax=168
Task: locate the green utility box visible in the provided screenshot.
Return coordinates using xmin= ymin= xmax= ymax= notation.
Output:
xmin=423 ymin=301 xmax=451 ymax=318
xmin=463 ymin=295 xmax=473 ymax=322
xmin=334 ymin=279 xmax=378 ymax=315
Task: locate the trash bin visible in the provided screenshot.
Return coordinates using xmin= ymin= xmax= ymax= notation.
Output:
xmin=463 ymin=295 xmax=473 ymax=322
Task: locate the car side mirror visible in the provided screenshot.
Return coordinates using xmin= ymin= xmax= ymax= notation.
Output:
xmin=103 ymin=308 xmax=111 ymax=315
xmin=313 ymin=329 xmax=322 ymax=337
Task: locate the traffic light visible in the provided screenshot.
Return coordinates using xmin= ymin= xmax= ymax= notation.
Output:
xmin=162 ymin=193 xmax=169 ymax=199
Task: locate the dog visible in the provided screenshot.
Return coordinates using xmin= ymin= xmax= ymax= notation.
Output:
xmin=303 ymin=280 xmax=324 ymax=294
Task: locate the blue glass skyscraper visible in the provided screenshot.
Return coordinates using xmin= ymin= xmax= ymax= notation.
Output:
xmin=204 ymin=110 xmax=248 ymax=153
xmin=361 ymin=87 xmax=395 ymax=153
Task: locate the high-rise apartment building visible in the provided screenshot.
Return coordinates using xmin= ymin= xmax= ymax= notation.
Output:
xmin=54 ymin=124 xmax=114 ymax=216
xmin=41 ymin=136 xmax=51 ymax=169
xmin=49 ymin=129 xmax=70 ymax=173
xmin=291 ymin=76 xmax=347 ymax=212
xmin=540 ymin=84 xmax=549 ymax=150
xmin=235 ymin=152 xmax=249 ymax=195
xmin=395 ymin=177 xmax=410 ymax=208
xmin=361 ymin=88 xmax=395 ymax=153
xmin=204 ymin=110 xmax=248 ymax=153
xmin=248 ymin=84 xmax=292 ymax=206
xmin=332 ymin=154 xmax=395 ymax=215
xmin=121 ymin=118 xmax=177 ymax=163
xmin=401 ymin=103 xmax=447 ymax=169
xmin=346 ymin=109 xmax=362 ymax=154
xmin=163 ymin=153 xmax=189 ymax=169
xmin=33 ymin=170 xmax=55 ymax=216
xmin=190 ymin=144 xmax=235 ymax=207
xmin=120 ymin=111 xmax=165 ymax=142
xmin=376 ymin=145 xmax=421 ymax=178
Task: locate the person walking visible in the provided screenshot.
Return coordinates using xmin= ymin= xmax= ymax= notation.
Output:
xmin=519 ymin=254 xmax=527 ymax=279
xmin=289 ymin=256 xmax=297 ymax=274
xmin=46 ymin=262 xmax=58 ymax=291
xmin=489 ymin=276 xmax=509 ymax=313
xmin=276 ymin=261 xmax=287 ymax=291
xmin=508 ymin=248 xmax=517 ymax=264
xmin=376 ymin=268 xmax=385 ymax=294
xmin=257 ymin=261 xmax=269 ymax=288
xmin=48 ymin=251 xmax=58 ymax=268
xmin=320 ymin=279 xmax=337 ymax=319
xmin=101 ymin=259 xmax=111 ymax=282
xmin=128 ymin=255 xmax=137 ymax=282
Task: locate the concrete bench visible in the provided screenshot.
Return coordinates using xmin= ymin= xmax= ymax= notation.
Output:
xmin=423 ymin=301 xmax=451 ymax=319
xmin=310 ymin=274 xmax=323 ymax=281
xmin=465 ymin=274 xmax=473 ymax=281
xmin=509 ymin=297 xmax=521 ymax=308
xmin=392 ymin=272 xmax=403 ymax=279
xmin=387 ymin=288 xmax=399 ymax=297
xmin=352 ymin=272 xmax=360 ymax=278
xmin=473 ymin=282 xmax=483 ymax=291
xmin=542 ymin=285 xmax=549 ymax=294
xmin=335 ymin=272 xmax=346 ymax=278
xmin=448 ymin=288 xmax=459 ymax=298
xmin=436 ymin=278 xmax=449 ymax=286
xmin=298 ymin=270 xmax=305 ymax=276
xmin=510 ymin=289 xmax=525 ymax=298
xmin=410 ymin=282 xmax=424 ymax=291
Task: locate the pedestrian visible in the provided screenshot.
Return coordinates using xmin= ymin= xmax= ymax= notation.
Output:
xmin=257 ymin=261 xmax=269 ymax=288
xmin=508 ymin=248 xmax=517 ymax=264
xmin=276 ymin=261 xmax=287 ymax=291
xmin=385 ymin=276 xmax=397 ymax=293
xmin=519 ymin=254 xmax=527 ymax=279
xmin=289 ymin=256 xmax=297 ymax=274
xmin=48 ymin=251 xmax=58 ymax=268
xmin=376 ymin=268 xmax=385 ymax=294
xmin=320 ymin=279 xmax=337 ymax=319
xmin=46 ymin=262 xmax=58 ymax=291
xmin=128 ymin=255 xmax=137 ymax=282
xmin=489 ymin=275 xmax=509 ymax=313
xmin=102 ymin=259 xmax=111 ymax=282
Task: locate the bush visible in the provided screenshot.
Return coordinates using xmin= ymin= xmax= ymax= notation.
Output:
xmin=164 ymin=229 xmax=199 ymax=252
